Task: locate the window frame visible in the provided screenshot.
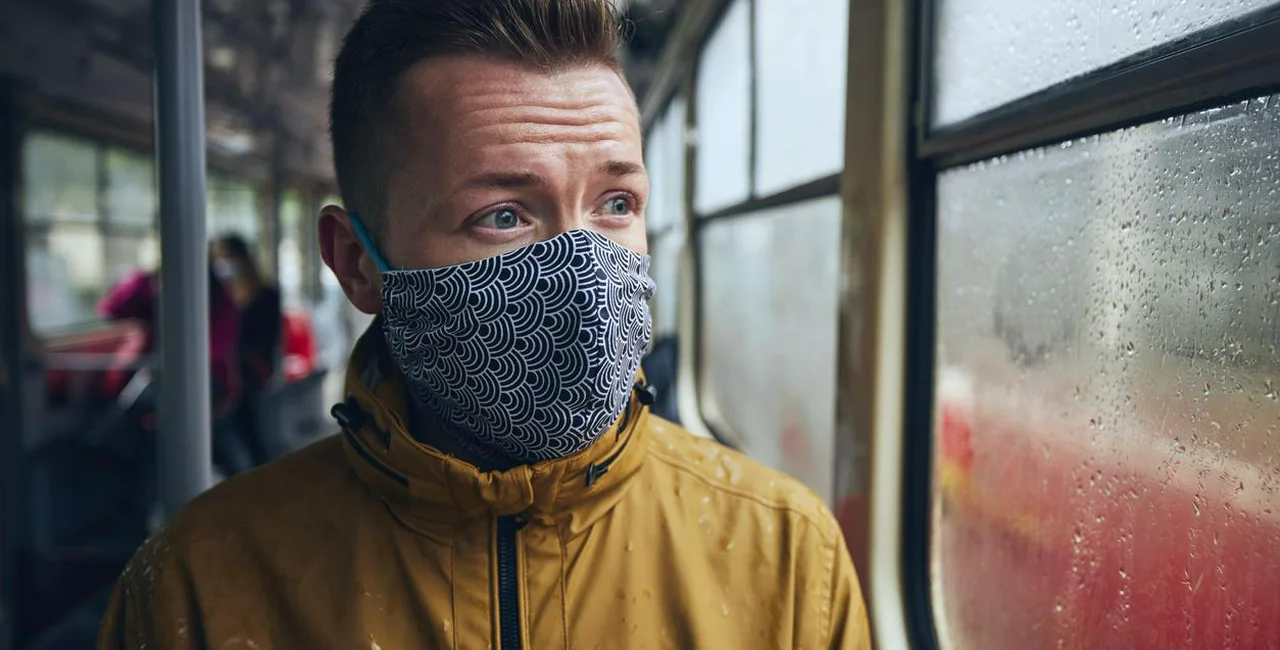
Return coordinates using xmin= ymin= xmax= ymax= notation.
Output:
xmin=896 ymin=1 xmax=1280 ymax=648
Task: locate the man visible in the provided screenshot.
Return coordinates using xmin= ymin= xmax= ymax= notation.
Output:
xmin=98 ymin=1 xmax=871 ymax=648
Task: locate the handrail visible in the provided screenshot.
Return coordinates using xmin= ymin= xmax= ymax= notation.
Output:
xmin=153 ymin=0 xmax=214 ymax=514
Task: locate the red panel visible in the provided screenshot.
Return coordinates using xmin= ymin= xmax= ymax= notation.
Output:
xmin=935 ymin=378 xmax=1280 ymax=650
xmin=281 ymin=309 xmax=318 ymax=383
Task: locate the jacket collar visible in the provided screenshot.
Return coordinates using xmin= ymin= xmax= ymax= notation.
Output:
xmin=334 ymin=325 xmax=651 ymax=533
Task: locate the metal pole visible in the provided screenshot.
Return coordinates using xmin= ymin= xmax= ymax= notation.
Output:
xmin=154 ymin=0 xmax=213 ymax=513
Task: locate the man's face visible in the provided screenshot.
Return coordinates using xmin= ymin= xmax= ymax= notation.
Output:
xmin=321 ymin=56 xmax=649 ymax=314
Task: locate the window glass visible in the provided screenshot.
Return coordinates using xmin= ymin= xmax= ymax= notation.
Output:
xmin=279 ymin=188 xmax=305 ymax=308
xmin=104 ymin=234 xmax=159 ymax=288
xmin=932 ymin=0 xmax=1277 ymax=125
xmin=26 ymin=224 xmax=105 ymax=332
xmin=753 ymin=0 xmax=848 ymax=194
xmin=647 ymin=97 xmax=687 ymax=237
xmin=104 ymin=148 xmax=156 ymax=227
xmin=207 ymin=173 xmax=262 ymax=242
xmin=26 ymin=241 xmax=92 ymax=334
xmin=646 ymin=97 xmax=687 ymax=338
xmin=699 ymin=196 xmax=841 ymax=501
xmin=932 ymin=95 xmax=1280 ymax=650
xmin=649 ymin=231 xmax=683 ymax=340
xmin=22 ymin=131 xmax=99 ymax=223
xmin=694 ymin=0 xmax=752 ymax=214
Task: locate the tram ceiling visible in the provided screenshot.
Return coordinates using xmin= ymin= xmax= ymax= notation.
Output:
xmin=0 ymin=0 xmax=359 ymax=181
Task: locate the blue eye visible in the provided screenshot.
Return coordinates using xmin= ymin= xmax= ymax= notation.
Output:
xmin=480 ymin=208 xmax=521 ymax=229
xmin=605 ymin=197 xmax=631 ymax=215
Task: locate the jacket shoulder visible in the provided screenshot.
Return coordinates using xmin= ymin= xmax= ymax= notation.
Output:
xmin=101 ymin=435 xmax=358 ymax=648
xmin=159 ymin=433 xmax=354 ymax=547
xmin=643 ymin=416 xmax=842 ymax=544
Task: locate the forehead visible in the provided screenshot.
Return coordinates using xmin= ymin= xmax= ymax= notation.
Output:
xmin=391 ymin=56 xmax=642 ymax=169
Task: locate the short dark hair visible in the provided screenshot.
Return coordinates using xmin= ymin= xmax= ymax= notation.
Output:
xmin=329 ymin=0 xmax=627 ymax=234
xmin=212 ymin=233 xmax=263 ymax=283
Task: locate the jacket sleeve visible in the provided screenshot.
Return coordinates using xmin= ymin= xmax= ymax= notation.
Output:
xmin=97 ymin=576 xmax=149 ymax=650
xmin=826 ymin=533 xmax=873 ymax=650
xmin=97 ymin=531 xmax=204 ymax=650
xmin=98 ymin=271 xmax=152 ymax=322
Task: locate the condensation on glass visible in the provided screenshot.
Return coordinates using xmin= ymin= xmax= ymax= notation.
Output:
xmin=932 ymin=0 xmax=1277 ymax=125
xmin=700 ymin=196 xmax=842 ymax=502
xmin=753 ymin=0 xmax=848 ymax=195
xmin=645 ymin=96 xmax=687 ymax=339
xmin=694 ymin=0 xmax=751 ymax=215
xmin=932 ymin=94 xmax=1280 ymax=650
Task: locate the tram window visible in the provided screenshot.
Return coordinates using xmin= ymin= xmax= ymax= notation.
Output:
xmin=932 ymin=95 xmax=1280 ymax=650
xmin=104 ymin=235 xmax=159 ymax=288
xmin=103 ymin=149 xmax=160 ymax=285
xmin=207 ymin=173 xmax=263 ymax=242
xmin=753 ymin=0 xmax=847 ymax=195
xmin=932 ymin=0 xmax=1278 ymax=125
xmin=22 ymin=131 xmax=97 ymax=224
xmin=104 ymin=148 xmax=158 ymax=228
xmin=278 ymin=188 xmax=306 ymax=308
xmin=25 ymin=228 xmax=103 ymax=332
xmin=693 ymin=0 xmax=751 ymax=214
xmin=699 ymin=196 xmax=841 ymax=501
xmin=21 ymin=132 xmax=159 ymax=332
xmin=645 ymin=96 xmax=687 ymax=339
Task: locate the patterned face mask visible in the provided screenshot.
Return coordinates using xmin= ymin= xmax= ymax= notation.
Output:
xmin=350 ymin=214 xmax=656 ymax=465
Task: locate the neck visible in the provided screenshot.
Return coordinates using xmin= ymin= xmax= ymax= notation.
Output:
xmin=406 ymin=394 xmax=523 ymax=472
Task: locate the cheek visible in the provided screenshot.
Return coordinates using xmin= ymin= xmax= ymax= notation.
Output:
xmin=629 ymin=219 xmax=649 ymax=255
xmin=595 ymin=222 xmax=648 ymax=255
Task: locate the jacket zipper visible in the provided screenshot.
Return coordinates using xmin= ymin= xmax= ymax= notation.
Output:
xmin=496 ymin=513 xmax=527 ymax=650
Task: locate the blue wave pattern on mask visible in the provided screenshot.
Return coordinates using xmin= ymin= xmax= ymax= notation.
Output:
xmin=380 ymin=229 xmax=656 ymax=464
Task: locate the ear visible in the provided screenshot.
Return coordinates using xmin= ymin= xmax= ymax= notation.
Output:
xmin=319 ymin=205 xmax=383 ymax=315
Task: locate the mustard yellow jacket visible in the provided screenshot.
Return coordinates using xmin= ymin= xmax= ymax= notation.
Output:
xmin=98 ymin=333 xmax=870 ymax=649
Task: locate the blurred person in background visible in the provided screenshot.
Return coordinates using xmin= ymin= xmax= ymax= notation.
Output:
xmin=98 ymin=1 xmax=870 ymax=648
xmin=212 ymin=233 xmax=283 ymax=467
xmin=97 ymin=259 xmax=251 ymax=475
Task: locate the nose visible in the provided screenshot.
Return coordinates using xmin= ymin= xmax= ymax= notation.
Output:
xmin=538 ymin=205 xmax=591 ymax=240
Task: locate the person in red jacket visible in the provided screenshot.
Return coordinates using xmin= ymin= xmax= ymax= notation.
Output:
xmin=98 ymin=261 xmax=248 ymax=473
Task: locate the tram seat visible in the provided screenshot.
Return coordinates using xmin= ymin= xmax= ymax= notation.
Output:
xmin=19 ymin=323 xmax=157 ymax=646
xmin=253 ymin=309 xmax=330 ymax=461
xmin=641 ymin=335 xmax=680 ymax=424
xmin=254 ymin=369 xmax=329 ymax=461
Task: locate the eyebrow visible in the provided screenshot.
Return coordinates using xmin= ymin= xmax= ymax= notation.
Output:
xmin=601 ymin=161 xmax=645 ymax=178
xmin=461 ymin=171 xmax=545 ymax=190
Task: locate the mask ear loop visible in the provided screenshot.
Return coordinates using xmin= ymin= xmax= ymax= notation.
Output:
xmin=349 ymin=211 xmax=392 ymax=273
